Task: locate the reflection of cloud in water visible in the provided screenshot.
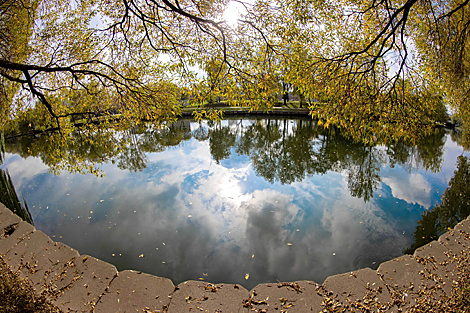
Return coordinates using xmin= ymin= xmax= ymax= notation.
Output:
xmin=2 ymin=154 xmax=49 ymax=188
xmin=30 ymin=168 xmax=409 ymax=289
xmin=320 ymin=194 xmax=408 ymax=271
xmin=382 ymin=173 xmax=431 ymax=208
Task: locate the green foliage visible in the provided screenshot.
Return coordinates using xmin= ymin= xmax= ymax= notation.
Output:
xmin=2 ymin=0 xmax=469 ymax=147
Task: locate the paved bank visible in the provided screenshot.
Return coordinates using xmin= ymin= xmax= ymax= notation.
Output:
xmin=0 ymin=202 xmax=469 ymax=312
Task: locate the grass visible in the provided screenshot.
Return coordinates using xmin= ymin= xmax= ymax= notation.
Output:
xmin=180 ymin=101 xmax=310 ymax=116
xmin=0 ymin=255 xmax=61 ymax=313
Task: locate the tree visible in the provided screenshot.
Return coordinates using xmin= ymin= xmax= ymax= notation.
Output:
xmin=0 ymin=0 xmax=229 ymax=130
xmin=1 ymin=0 xmax=468 ymax=145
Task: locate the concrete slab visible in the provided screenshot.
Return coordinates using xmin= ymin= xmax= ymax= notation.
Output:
xmin=0 ymin=221 xmax=35 ymax=255
xmin=438 ymin=228 xmax=470 ymax=256
xmin=413 ymin=240 xmax=458 ymax=296
xmin=45 ymin=255 xmax=118 ymax=313
xmin=4 ymin=230 xmax=79 ymax=292
xmin=167 ymin=280 xmax=249 ymax=313
xmin=0 ymin=206 xmax=22 ymax=229
xmin=322 ymin=268 xmax=391 ymax=311
xmin=0 ymin=203 xmax=11 ymax=215
xmin=95 ymin=270 xmax=174 ymax=313
xmin=455 ymin=218 xmax=470 ymax=232
xmin=378 ymin=255 xmax=442 ymax=310
xmin=454 ymin=221 xmax=470 ymax=246
xmin=247 ymin=281 xmax=323 ymax=312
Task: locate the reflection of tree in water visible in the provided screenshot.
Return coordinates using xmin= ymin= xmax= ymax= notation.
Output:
xmin=4 ymin=118 xmax=448 ymax=201
xmin=386 ymin=130 xmax=446 ymax=173
xmin=0 ymin=138 xmax=33 ymax=225
xmin=208 ymin=119 xmax=446 ymax=201
xmin=404 ymin=155 xmax=470 ymax=254
xmin=346 ymin=147 xmax=383 ymax=202
xmin=193 ymin=122 xmax=209 ymax=141
xmin=209 ymin=123 xmax=237 ymax=164
xmin=236 ymin=120 xmax=283 ymax=182
xmin=0 ymin=169 xmax=34 ymax=225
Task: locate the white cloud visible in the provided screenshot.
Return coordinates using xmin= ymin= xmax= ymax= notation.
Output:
xmin=382 ymin=173 xmax=431 ymax=208
xmin=2 ymin=154 xmax=49 ymax=188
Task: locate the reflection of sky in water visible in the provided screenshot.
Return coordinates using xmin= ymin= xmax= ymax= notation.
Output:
xmin=2 ymin=120 xmax=469 ymax=289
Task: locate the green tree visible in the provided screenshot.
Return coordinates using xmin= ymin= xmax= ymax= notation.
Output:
xmin=2 ymin=0 xmax=463 ymax=146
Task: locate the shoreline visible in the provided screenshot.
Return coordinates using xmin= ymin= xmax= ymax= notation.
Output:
xmin=1 ymin=202 xmax=469 ymax=312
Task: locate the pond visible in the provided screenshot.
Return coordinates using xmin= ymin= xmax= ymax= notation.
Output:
xmin=1 ymin=118 xmax=468 ymax=289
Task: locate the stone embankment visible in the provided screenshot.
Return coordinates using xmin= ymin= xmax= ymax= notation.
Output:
xmin=1 ymin=202 xmax=470 ymax=312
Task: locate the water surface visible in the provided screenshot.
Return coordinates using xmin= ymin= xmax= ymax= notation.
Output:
xmin=2 ymin=118 xmax=467 ymax=289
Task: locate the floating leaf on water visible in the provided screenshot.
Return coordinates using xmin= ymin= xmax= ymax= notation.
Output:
xmin=245 ymin=273 xmax=249 ymax=280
